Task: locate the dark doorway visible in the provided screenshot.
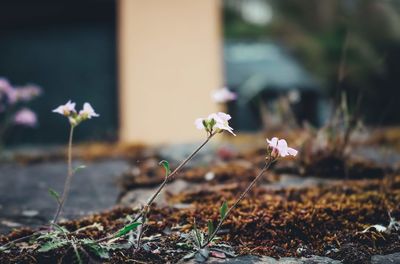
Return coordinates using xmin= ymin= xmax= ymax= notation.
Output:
xmin=0 ymin=0 xmax=118 ymax=145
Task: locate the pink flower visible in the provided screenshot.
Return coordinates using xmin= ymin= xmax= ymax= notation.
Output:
xmin=14 ymin=84 xmax=42 ymax=102
xmin=13 ymin=108 xmax=37 ymax=127
xmin=0 ymin=78 xmax=11 ymax=95
xmin=211 ymin=87 xmax=237 ymax=103
xmin=195 ymin=112 xmax=236 ymax=136
xmin=52 ymin=100 xmax=76 ymax=116
xmin=79 ymin=102 xmax=99 ymax=119
xmin=0 ymin=78 xmax=17 ymax=104
xmin=266 ymin=137 xmax=298 ymax=157
xmin=0 ymin=79 xmax=41 ymax=104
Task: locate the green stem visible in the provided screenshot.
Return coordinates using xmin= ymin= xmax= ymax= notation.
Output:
xmin=98 ymin=133 xmax=215 ymax=243
xmin=140 ymin=133 xmax=214 ymax=213
xmin=201 ymin=158 xmax=274 ymax=248
xmin=52 ymin=125 xmax=75 ymax=224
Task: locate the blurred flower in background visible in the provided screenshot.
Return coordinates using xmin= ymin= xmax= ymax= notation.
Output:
xmin=13 ymin=108 xmax=37 ymax=127
xmin=0 ymin=77 xmax=42 ymax=148
xmin=211 ymin=87 xmax=237 ymax=103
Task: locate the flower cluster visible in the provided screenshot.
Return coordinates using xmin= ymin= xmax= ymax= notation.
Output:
xmin=53 ymin=100 xmax=99 ymax=126
xmin=266 ymin=137 xmax=298 ymax=158
xmin=0 ymin=78 xmax=41 ymax=128
xmin=0 ymin=78 xmax=41 ymax=106
xmin=195 ymin=112 xmax=236 ymax=136
xmin=211 ymin=87 xmax=237 ymax=103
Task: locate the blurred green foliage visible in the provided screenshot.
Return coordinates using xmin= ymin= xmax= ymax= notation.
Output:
xmin=224 ymin=0 xmax=400 ymax=124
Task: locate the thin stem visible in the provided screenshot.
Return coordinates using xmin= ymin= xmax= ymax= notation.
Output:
xmin=0 ymin=233 xmax=39 ymax=249
xmin=136 ymin=215 xmax=146 ymax=249
xmin=52 ymin=125 xmax=75 ymax=224
xmin=97 ymin=133 xmax=215 ymax=243
xmin=202 ymin=159 xmax=274 ymax=248
xmin=141 ymin=133 xmax=214 ymax=213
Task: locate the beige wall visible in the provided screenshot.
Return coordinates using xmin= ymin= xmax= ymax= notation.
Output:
xmin=118 ymin=0 xmax=222 ymax=144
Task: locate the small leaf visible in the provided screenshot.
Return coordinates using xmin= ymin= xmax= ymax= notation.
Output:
xmin=159 ymin=160 xmax=171 ymax=177
xmin=82 ymin=240 xmax=110 ymax=259
xmin=182 ymin=251 xmax=196 ymax=260
xmin=209 ymin=118 xmax=216 ymax=128
xmin=51 ymin=224 xmax=69 ymax=234
xmin=202 ymin=120 xmax=208 ymax=129
xmin=176 ymin=242 xmax=193 ymax=250
xmin=48 ymin=188 xmax=61 ymax=204
xmin=0 ymin=246 xmax=9 ymax=252
xmin=72 ymin=243 xmax=83 ymax=264
xmin=105 ymin=242 xmax=132 ymax=250
xmin=114 ymin=222 xmax=142 ymax=238
xmin=207 ymin=220 xmax=214 ymax=239
xmin=73 ymin=165 xmax=86 ymax=174
xmin=126 ymin=215 xmax=134 ymax=222
xmin=220 ymin=201 xmax=228 ymax=220
xmin=38 ymin=240 xmax=69 ymax=252
xmin=193 ymin=219 xmax=203 ymax=247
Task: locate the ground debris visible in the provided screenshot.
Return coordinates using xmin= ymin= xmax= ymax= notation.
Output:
xmin=1 ymin=175 xmax=400 ymax=263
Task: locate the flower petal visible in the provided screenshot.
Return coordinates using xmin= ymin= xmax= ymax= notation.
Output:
xmin=195 ymin=118 xmax=205 ymax=129
xmin=288 ymin=147 xmax=298 ymax=156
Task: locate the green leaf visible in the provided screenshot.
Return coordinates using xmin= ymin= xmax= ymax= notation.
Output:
xmin=48 ymin=188 xmax=61 ymax=204
xmin=192 ymin=219 xmax=204 ymax=247
xmin=176 ymin=242 xmax=193 ymax=250
xmin=38 ymin=240 xmax=69 ymax=252
xmin=72 ymin=243 xmax=83 ymax=264
xmin=220 ymin=201 xmax=228 ymax=220
xmin=209 ymin=118 xmax=216 ymax=128
xmin=183 ymin=251 xmax=196 ymax=260
xmin=126 ymin=215 xmax=134 ymax=222
xmin=114 ymin=222 xmax=142 ymax=238
xmin=105 ymin=242 xmax=132 ymax=250
xmin=51 ymin=224 xmax=69 ymax=234
xmin=202 ymin=120 xmax=208 ymax=129
xmin=73 ymin=165 xmax=86 ymax=174
xmin=159 ymin=160 xmax=171 ymax=177
xmin=207 ymin=220 xmax=214 ymax=239
xmin=82 ymin=240 xmax=110 ymax=259
xmin=0 ymin=245 xmax=9 ymax=252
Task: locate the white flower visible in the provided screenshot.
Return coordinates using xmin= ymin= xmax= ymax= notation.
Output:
xmin=79 ymin=102 xmax=99 ymax=119
xmin=195 ymin=112 xmax=236 ymax=136
xmin=211 ymin=87 xmax=237 ymax=103
xmin=266 ymin=137 xmax=298 ymax=157
xmin=52 ymin=100 xmax=76 ymax=116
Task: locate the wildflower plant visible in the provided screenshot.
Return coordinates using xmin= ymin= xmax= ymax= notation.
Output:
xmin=51 ymin=101 xmax=99 ymax=224
xmin=183 ymin=137 xmax=297 ymax=261
xmin=0 ymin=78 xmax=41 ymax=149
xmin=98 ymin=112 xmax=236 ymax=249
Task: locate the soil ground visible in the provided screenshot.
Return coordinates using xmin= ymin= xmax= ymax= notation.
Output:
xmin=1 ymin=129 xmax=400 ymax=263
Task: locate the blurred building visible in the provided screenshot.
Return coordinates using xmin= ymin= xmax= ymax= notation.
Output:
xmin=2 ymin=0 xmax=399 ymax=146
xmin=224 ymin=40 xmax=322 ymax=130
xmin=0 ymin=0 xmax=221 ymax=145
